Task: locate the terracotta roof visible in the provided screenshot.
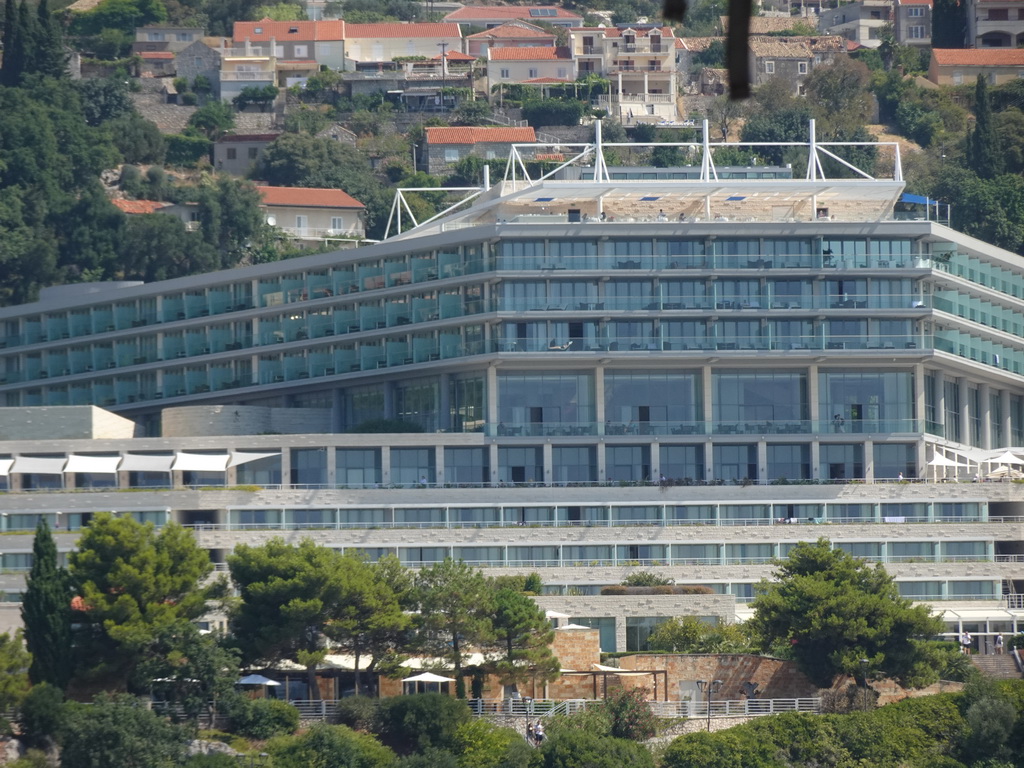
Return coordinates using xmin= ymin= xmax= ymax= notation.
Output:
xmin=720 ymin=15 xmax=802 ymax=33
xmin=445 ymin=5 xmax=582 ymax=22
xmin=233 ymin=19 xmax=343 ymax=42
xmin=111 ymin=199 xmax=172 ymax=214
xmin=466 ymin=21 xmax=554 ymax=39
xmin=488 ymin=45 xmax=570 ymax=60
xmin=932 ymin=48 xmax=1024 ymax=66
xmin=433 ymin=50 xmax=477 ymax=61
xmin=216 ymin=133 xmax=281 ymax=143
xmin=257 ymin=186 xmax=364 ymax=209
xmin=676 ymin=36 xmax=722 ymax=52
xmin=749 ymin=38 xmax=812 ymax=58
xmin=425 ymin=126 xmax=536 ymax=145
xmin=808 ymin=35 xmax=847 ymax=52
xmin=343 ymin=22 xmax=462 ymax=39
xmin=140 ymin=51 xmax=175 ymax=59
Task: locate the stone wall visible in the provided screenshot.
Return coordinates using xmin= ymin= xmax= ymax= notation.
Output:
xmin=162 ymin=405 xmax=333 ymax=436
xmin=0 ymin=406 xmax=136 ymax=441
xmin=618 ymin=653 xmax=818 ymax=701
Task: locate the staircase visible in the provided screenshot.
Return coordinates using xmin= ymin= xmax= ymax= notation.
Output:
xmin=971 ymin=654 xmax=1022 ymax=680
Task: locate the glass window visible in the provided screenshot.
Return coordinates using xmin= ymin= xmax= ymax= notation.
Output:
xmin=396 ymin=378 xmax=439 ymax=432
xmin=820 ymin=370 xmax=914 ymax=433
xmin=291 ymin=448 xmax=326 ymax=486
xmin=626 ymin=617 xmax=668 ymax=652
xmin=236 ymin=454 xmax=281 ymax=486
xmin=713 ymin=444 xmax=757 ymax=482
xmin=874 ymin=443 xmax=916 ymax=480
xmin=767 ymin=444 xmax=810 ymax=480
xmin=660 ymin=445 xmax=705 ymax=483
xmin=498 ymin=373 xmax=595 ymax=435
xmin=498 ymin=446 xmax=544 ymax=485
xmin=336 ymin=449 xmax=381 ymax=487
xmin=606 ymin=445 xmax=650 ymax=482
xmin=605 ymin=372 xmax=700 ymax=432
xmin=444 ymin=447 xmax=489 ymax=486
xmin=570 ymin=617 xmax=617 ymax=652
xmin=713 ymin=370 xmax=807 ymax=426
xmin=450 ymin=375 xmax=485 ymax=433
xmin=820 ymin=443 xmax=863 ymax=480
xmin=553 ymin=446 xmax=596 ymax=483
xmin=391 ymin=448 xmax=435 ymax=487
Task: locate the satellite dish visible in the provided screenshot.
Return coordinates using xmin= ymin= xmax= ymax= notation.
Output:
xmin=266 ymin=215 xmax=277 ymax=226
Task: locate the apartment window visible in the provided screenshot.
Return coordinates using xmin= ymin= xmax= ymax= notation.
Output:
xmin=226 ymin=148 xmax=237 ymax=160
xmin=500 ymin=67 xmax=510 ymax=78
xmin=444 ymin=149 xmax=460 ymax=162
xmin=798 ymin=61 xmax=808 ymax=74
xmin=557 ymin=67 xmax=567 ymax=78
xmin=528 ymin=67 xmax=538 ymax=78
xmin=176 ymin=32 xmax=191 ymax=41
xmin=330 ymin=216 xmax=344 ymax=231
xmin=294 ymin=44 xmax=308 ymax=58
xmin=147 ymin=32 xmax=163 ymax=41
xmin=295 ymin=215 xmax=308 ymax=232
xmin=248 ymin=147 xmax=258 ymax=159
xmin=765 ymin=61 xmax=775 ymax=74
xmin=908 ymin=25 xmax=925 ymax=38
xmin=989 ymin=8 xmax=1009 ymax=20
xmin=908 ymin=6 xmax=924 ymax=15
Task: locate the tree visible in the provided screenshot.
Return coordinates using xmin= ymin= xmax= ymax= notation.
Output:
xmin=968 ymin=75 xmax=1003 ymax=180
xmin=326 ymin=553 xmax=412 ymax=696
xmin=106 ymin=112 xmax=167 ymax=164
xmin=21 ymin=518 xmax=73 ymax=691
xmin=602 ymin=687 xmax=657 ymax=741
xmin=489 ymin=587 xmax=559 ymax=688
xmin=228 ymin=539 xmax=348 ymax=699
xmin=59 ymin=693 xmax=188 ymax=768
xmin=253 ymin=2 xmax=305 ymax=20
xmin=375 ymin=693 xmax=470 ymax=754
xmin=187 ymin=100 xmax=235 ymax=140
xmin=194 ymin=176 xmax=267 ymax=267
xmin=802 ymin=56 xmax=872 ymax=127
xmin=68 ymin=0 xmax=168 ymax=37
xmin=933 ymin=0 xmax=967 ymax=48
xmin=0 ymin=0 xmax=21 ymax=87
xmin=33 ymin=0 xmax=66 ymax=79
xmin=416 ymin=558 xmax=495 ymax=698
xmin=532 ymin=729 xmax=655 ymax=768
xmin=746 ymin=539 xmax=945 ymax=687
xmin=646 ymin=615 xmax=753 ymax=654
xmin=68 ymin=514 xmax=213 ymax=689
xmin=0 ymin=630 xmax=31 ymax=712
xmin=75 ymin=78 xmax=135 ymax=127
xmin=621 ymin=571 xmax=672 ymax=587
xmin=233 ymin=84 xmax=279 ymax=112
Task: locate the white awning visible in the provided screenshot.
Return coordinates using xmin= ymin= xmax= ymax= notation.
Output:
xmin=119 ymin=454 xmax=175 ymax=472
xmin=0 ymin=460 xmax=12 ymax=477
xmin=172 ymin=452 xmax=230 ymax=472
xmin=13 ymin=457 xmax=67 ymax=474
xmin=64 ymin=455 xmax=122 ymax=474
xmin=228 ymin=451 xmax=280 ymax=468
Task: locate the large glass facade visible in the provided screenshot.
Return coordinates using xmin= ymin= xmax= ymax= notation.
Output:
xmin=498 ymin=446 xmax=544 ymax=484
xmin=497 ymin=372 xmax=595 ymax=435
xmin=444 ymin=447 xmax=489 ymax=486
xmin=552 ymin=446 xmax=597 ymax=484
xmin=605 ymin=371 xmax=700 ymax=434
xmin=660 ymin=445 xmax=705 ymax=482
xmin=713 ymin=370 xmax=807 ymax=431
xmin=819 ymin=370 xmax=914 ymax=433
xmin=820 ymin=443 xmax=864 ymax=480
xmin=337 ymin=449 xmax=381 ymax=487
xmin=713 ymin=444 xmax=757 ymax=482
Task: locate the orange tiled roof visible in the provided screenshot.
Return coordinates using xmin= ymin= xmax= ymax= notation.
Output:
xmin=433 ymin=50 xmax=477 ymax=61
xmin=425 ymin=126 xmax=537 ymax=145
xmin=233 ymin=19 xmax=343 ymax=42
xmin=445 ymin=5 xmax=582 ymax=21
xmin=343 ymin=22 xmax=462 ymax=39
xmin=489 ymin=45 xmax=570 ymax=60
xmin=466 ymin=21 xmax=554 ymax=39
xmin=111 ymin=199 xmax=171 ymax=214
xmin=932 ymin=48 xmax=1024 ymax=66
xmin=256 ymin=186 xmax=364 ymax=209
xmin=140 ymin=51 xmax=175 ymax=59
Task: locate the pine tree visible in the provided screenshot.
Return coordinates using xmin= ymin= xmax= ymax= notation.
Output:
xmin=21 ymin=518 xmax=73 ymax=690
xmin=968 ymin=76 xmax=1003 ymax=180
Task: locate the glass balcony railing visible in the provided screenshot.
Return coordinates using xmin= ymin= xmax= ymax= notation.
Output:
xmin=482 ymin=419 xmax=922 ymax=438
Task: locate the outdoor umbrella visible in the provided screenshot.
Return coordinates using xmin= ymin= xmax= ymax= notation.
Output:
xmin=927 ymin=454 xmax=961 ymax=482
xmin=401 ymin=671 xmax=455 ymax=694
xmin=237 ymin=674 xmax=281 ymax=686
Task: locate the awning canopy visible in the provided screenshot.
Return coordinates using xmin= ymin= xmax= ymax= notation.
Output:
xmin=237 ymin=674 xmax=281 ymax=686
xmin=927 ymin=455 xmax=962 ymax=467
xmin=989 ymin=450 xmax=1024 ymax=465
xmin=402 ymin=672 xmax=455 ymax=683
xmin=172 ymin=452 xmax=230 ymax=472
xmin=13 ymin=457 xmax=66 ymax=474
xmin=64 ymin=455 xmax=121 ymax=474
xmin=0 ymin=459 xmax=13 ymax=477
xmin=228 ymin=451 xmax=280 ymax=468
xmin=119 ymin=454 xmax=175 ymax=472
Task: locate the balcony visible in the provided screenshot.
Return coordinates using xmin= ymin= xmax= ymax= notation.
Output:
xmin=221 ymin=69 xmax=276 ymax=81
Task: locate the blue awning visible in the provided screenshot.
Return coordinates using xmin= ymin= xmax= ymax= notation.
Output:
xmin=900 ymin=193 xmax=931 ymax=205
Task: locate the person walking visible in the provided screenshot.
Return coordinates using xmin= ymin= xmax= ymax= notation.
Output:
xmin=534 ymin=721 xmax=545 ymax=744
xmin=526 ymin=721 xmax=535 ymax=745
xmin=960 ymin=630 xmax=972 ymax=655
xmin=995 ymin=634 xmax=1004 ymax=654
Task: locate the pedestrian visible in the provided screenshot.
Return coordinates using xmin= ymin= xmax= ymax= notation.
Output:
xmin=898 ymin=472 xmax=904 ymax=481
xmin=534 ymin=720 xmax=545 ymax=744
xmin=995 ymin=634 xmax=1004 ymax=654
xmin=960 ymin=630 xmax=972 ymax=655
xmin=526 ymin=721 xmax=535 ymax=744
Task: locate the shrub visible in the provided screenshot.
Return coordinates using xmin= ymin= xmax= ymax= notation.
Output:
xmin=334 ymin=695 xmax=380 ymax=731
xmin=165 ymin=134 xmax=212 ymax=167
xmin=533 ymin=729 xmax=654 ymax=768
xmin=375 ymin=693 xmax=470 ymax=754
xmin=227 ymin=697 xmax=299 ymax=740
xmin=18 ymin=683 xmax=67 ymax=749
xmin=603 ymin=688 xmax=657 ymax=741
xmin=520 ymin=100 xmax=588 ymax=127
xmin=180 ymin=92 xmax=198 ymax=106
xmin=268 ymin=723 xmax=396 ymax=768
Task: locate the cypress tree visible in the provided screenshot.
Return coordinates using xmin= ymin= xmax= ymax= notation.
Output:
xmin=1 ymin=0 xmax=21 ymax=86
xmin=34 ymin=0 xmax=65 ymax=79
xmin=21 ymin=518 xmax=73 ymax=690
xmin=14 ymin=0 xmax=35 ymax=80
xmin=968 ymin=75 xmax=1003 ymax=180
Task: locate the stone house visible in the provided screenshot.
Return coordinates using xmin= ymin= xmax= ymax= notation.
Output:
xmin=418 ymin=126 xmax=537 ymax=174
xmin=748 ymin=37 xmax=814 ymax=94
xmin=894 ymin=0 xmax=932 ymax=47
xmin=132 ymin=25 xmax=204 ymax=54
xmin=213 ymin=133 xmax=281 ymax=176
xmin=174 ymin=38 xmax=224 ymax=96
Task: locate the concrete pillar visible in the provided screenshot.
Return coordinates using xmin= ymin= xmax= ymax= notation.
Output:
xmin=980 ymin=383 xmax=992 ymax=448
xmin=757 ymin=440 xmax=767 ymax=483
xmin=434 ymin=445 xmax=444 ymax=486
xmin=1001 ymin=389 xmax=1012 ymax=447
xmin=959 ymin=378 xmax=970 ymax=446
xmin=934 ymin=369 xmax=945 ymax=436
xmin=281 ymin=448 xmax=292 ymax=488
xmin=914 ymin=363 xmax=926 ymax=432
xmin=381 ymin=446 xmax=391 ymax=485
xmin=486 ymin=364 xmax=499 ymax=430
xmin=807 ymin=363 xmax=819 ymax=429
xmin=864 ymin=438 xmax=874 ymax=482
xmin=326 ymin=446 xmax=336 ymax=487
xmin=543 ymin=442 xmax=553 ymax=485
xmin=595 ymin=365 xmax=606 ymax=432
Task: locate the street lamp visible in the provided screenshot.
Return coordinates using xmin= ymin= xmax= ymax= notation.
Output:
xmin=696 ymin=679 xmax=723 ymax=732
xmin=438 ymin=42 xmax=448 ymax=112
xmin=859 ymin=659 xmax=870 ymax=712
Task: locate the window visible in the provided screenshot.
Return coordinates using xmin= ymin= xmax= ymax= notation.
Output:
xmin=557 ymin=67 xmax=567 ymax=78
xmin=908 ymin=25 xmax=926 ymax=38
xmin=330 ymin=216 xmax=344 ymax=231
xmin=908 ymin=6 xmax=924 ymax=15
xmin=444 ymin=148 xmax=460 ymax=162
xmin=176 ymin=32 xmax=191 ymax=41
xmin=295 ymin=215 xmax=308 ymax=232
xmin=226 ymin=148 xmax=237 ymax=160
xmin=798 ymin=61 xmax=808 ymax=74
xmin=248 ymin=147 xmax=258 ymax=159
xmin=500 ymin=67 xmax=510 ymax=78
xmin=147 ymin=32 xmax=163 ymax=41
xmin=989 ymin=8 xmax=1009 ymax=20
xmin=765 ymin=61 xmax=775 ymax=74
xmin=528 ymin=68 xmax=538 ymax=78
xmin=294 ymin=44 xmax=308 ymax=58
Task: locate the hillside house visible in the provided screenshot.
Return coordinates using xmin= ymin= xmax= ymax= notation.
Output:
xmin=418 ymin=126 xmax=536 ymax=174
